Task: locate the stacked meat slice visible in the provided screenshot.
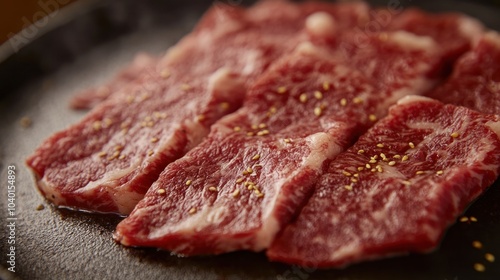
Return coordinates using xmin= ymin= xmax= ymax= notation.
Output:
xmin=27 ymin=0 xmax=500 ymax=268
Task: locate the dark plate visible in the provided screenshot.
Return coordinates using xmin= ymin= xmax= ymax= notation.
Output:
xmin=1 ymin=0 xmax=499 ymax=279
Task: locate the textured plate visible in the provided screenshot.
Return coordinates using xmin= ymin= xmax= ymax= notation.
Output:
xmin=1 ymin=0 xmax=499 ymax=279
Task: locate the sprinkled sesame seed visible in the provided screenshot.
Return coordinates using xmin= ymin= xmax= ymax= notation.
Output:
xmin=299 ymin=93 xmax=308 ymax=103
xmin=148 ymin=150 xmax=154 ymax=156
xmin=357 ymin=150 xmax=365 ymax=154
xmin=369 ymin=114 xmax=377 ymax=122
xmin=189 ymin=207 xmax=197 ymax=214
xmin=257 ymin=129 xmax=270 ymax=136
xmin=474 ymin=263 xmax=485 ymax=272
xmin=371 ymin=168 xmax=376 ymax=172
xmin=485 ymin=253 xmax=495 ymax=263
xmin=402 ymin=180 xmax=411 ymax=186
xmin=314 ymin=91 xmax=323 ymax=100
xmin=234 ymin=126 xmax=241 ymax=132
xmin=368 ymin=159 xmax=376 ymax=164
xmin=160 ymin=69 xmax=170 ymax=78
xmin=351 ymin=178 xmax=358 ymax=183
xmin=451 ymin=132 xmax=460 ymax=138
xmin=119 ymin=155 xmax=126 ymax=160
xmin=472 ymin=241 xmax=483 ymax=249
xmin=98 ymin=151 xmax=107 ymax=157
xmin=436 ymin=170 xmax=444 ymax=175
xmin=256 ymin=193 xmax=264 ymax=198
xmin=366 ymin=164 xmax=371 ymax=169
xmin=251 ymin=124 xmax=258 ymax=130
xmin=409 ymin=142 xmax=415 ymax=149
xmin=323 ymin=82 xmax=330 ymax=91
xmin=157 ymin=189 xmax=166 ymax=195
xmin=232 ymin=189 xmax=240 ymax=198
xmin=220 ymin=102 xmax=230 ymax=110
xmin=402 ymin=155 xmax=409 ymax=162
xmin=269 ymin=106 xmax=277 ymax=113
xmin=376 ymin=143 xmax=384 ymax=148
xmin=181 ymin=84 xmax=192 ymax=91
xmin=186 ymin=180 xmax=192 ymax=186
xmin=459 ymin=216 xmax=469 ymax=222
xmin=208 ymin=186 xmax=218 ymax=192
xmin=353 ymin=97 xmax=363 ymax=104
xmin=236 ymin=178 xmax=244 ymax=184
xmin=252 ymin=154 xmax=261 ymax=161
xmin=151 ymin=137 xmax=159 ymax=143
xmin=93 ymin=121 xmax=102 ymax=130
xmin=388 ymin=161 xmax=396 ymax=166
xmin=277 ymin=86 xmax=287 ymax=94
xmin=258 ymin=123 xmax=267 ymax=129
xmin=247 ymin=167 xmax=254 ymax=173
xmin=416 ymin=171 xmax=425 ymax=175
xmin=344 ymin=185 xmax=353 ymax=191
xmin=340 ymin=98 xmax=347 ymax=106
xmin=314 ymin=107 xmax=322 ymax=117
xmin=342 ymin=171 xmax=352 ymax=177
xmin=247 ymin=132 xmax=254 ymax=137
xmin=393 ymin=155 xmax=401 ymax=159
xmin=470 ymin=216 xmax=478 ymax=222
xmin=357 ymin=167 xmax=364 ymax=171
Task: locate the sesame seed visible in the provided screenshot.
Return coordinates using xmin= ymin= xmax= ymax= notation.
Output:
xmin=357 ymin=149 xmax=365 ymax=154
xmin=351 ymin=178 xmax=358 ymax=183
xmin=451 ymin=132 xmax=460 ymax=138
xmin=369 ymin=159 xmax=377 ymax=164
xmin=340 ymin=98 xmax=347 ymax=106
xmin=257 ymin=130 xmax=270 ymax=136
xmin=119 ymin=155 xmax=125 ymax=160
xmin=314 ymin=107 xmax=322 ymax=117
xmin=376 ymin=143 xmax=384 ymax=148
xmin=342 ymin=171 xmax=352 ymax=177
xmin=258 ymin=123 xmax=267 ymax=129
xmin=160 ymin=69 xmax=170 ymax=78
xmin=388 ymin=161 xmax=396 ymax=166
xmin=416 ymin=171 xmax=425 ymax=175
xmin=369 ymin=114 xmax=377 ymax=122
xmin=353 ymin=97 xmax=363 ymax=104
xmin=472 ymin=241 xmax=483 ymax=249
xmin=371 ymin=168 xmax=376 ymax=172
xmin=269 ymin=107 xmax=277 ymax=114
xmin=366 ymin=164 xmax=371 ymax=169
xmin=208 ymin=186 xmax=218 ymax=192
xmin=485 ymin=253 xmax=495 ymax=263
xmin=409 ymin=142 xmax=415 ymax=149
xmin=236 ymin=178 xmax=244 ymax=184
xmin=402 ymin=155 xmax=409 ymax=162
xmin=284 ymin=138 xmax=292 ymax=143
xmin=247 ymin=132 xmax=254 ymax=137
xmin=93 ymin=121 xmax=102 ymax=130
xmin=186 ymin=180 xmax=192 ymax=186
xmin=380 ymin=153 xmax=387 ymax=159
xmin=98 ymin=151 xmax=107 ymax=157
xmin=251 ymin=124 xmax=258 ymax=130
xmin=220 ymin=102 xmax=230 ymax=110
xmin=246 ymin=167 xmax=253 ymax=174
xmin=344 ymin=185 xmax=353 ymax=191
xmin=256 ymin=193 xmax=264 ymax=198
xmin=181 ymin=84 xmax=192 ymax=91
xmin=148 ymin=150 xmax=154 ymax=156
xmin=459 ymin=216 xmax=469 ymax=222
xmin=252 ymin=154 xmax=261 ymax=161
xmin=189 ymin=207 xmax=197 ymax=214
xmin=299 ymin=93 xmax=308 ymax=103
xmin=277 ymin=86 xmax=287 ymax=94
xmin=234 ymin=126 xmax=241 ymax=132
xmin=232 ymin=189 xmax=240 ymax=198
xmin=474 ymin=263 xmax=485 ymax=272
xmin=402 ymin=180 xmax=411 ymax=186
xmin=323 ymin=81 xmax=330 ymax=91
xmin=151 ymin=137 xmax=159 ymax=143
xmin=436 ymin=170 xmax=444 ymax=175
xmin=393 ymin=155 xmax=401 ymax=159
xmin=314 ymin=91 xmax=323 ymax=100
xmin=357 ymin=167 xmax=364 ymax=171
xmin=470 ymin=216 xmax=478 ymax=222
xmin=115 ymin=145 xmax=123 ymax=151
xmin=353 ymin=173 xmax=359 ymax=178
xmin=157 ymin=189 xmax=166 ymax=195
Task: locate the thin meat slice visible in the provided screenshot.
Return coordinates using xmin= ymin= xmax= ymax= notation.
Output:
xmin=26 ymin=1 xmax=370 ymax=215
xmin=387 ymin=8 xmax=484 ymax=65
xmin=69 ymin=1 xmax=371 ymax=109
xmin=70 ymin=53 xmax=156 ymax=109
xmin=114 ymin=31 xmax=444 ymax=255
xmin=267 ymin=96 xmax=500 ymax=268
xmin=427 ymin=32 xmax=500 ymax=115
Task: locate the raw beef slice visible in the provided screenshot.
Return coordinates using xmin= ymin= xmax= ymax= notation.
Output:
xmin=26 ymin=1 xmax=369 ymax=215
xmin=427 ymin=32 xmax=500 ymax=115
xmin=114 ymin=30 xmax=444 ymax=255
xmin=267 ymin=96 xmax=500 ymax=268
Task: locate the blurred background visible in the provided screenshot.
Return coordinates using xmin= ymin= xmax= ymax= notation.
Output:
xmin=2 ymin=0 xmax=500 ymax=45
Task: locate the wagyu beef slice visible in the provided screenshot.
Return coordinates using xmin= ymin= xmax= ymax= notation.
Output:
xmin=115 ymin=30 xmax=444 ymax=255
xmin=267 ymin=96 xmax=500 ymax=268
